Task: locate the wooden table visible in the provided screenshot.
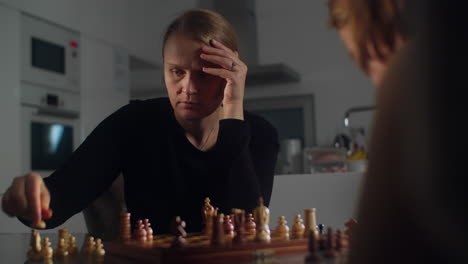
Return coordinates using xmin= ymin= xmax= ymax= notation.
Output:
xmin=0 ymin=233 xmax=346 ymax=264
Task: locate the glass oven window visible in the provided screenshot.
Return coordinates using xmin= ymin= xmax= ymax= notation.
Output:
xmin=31 ymin=37 xmax=66 ymax=74
xmin=31 ymin=122 xmax=73 ymax=170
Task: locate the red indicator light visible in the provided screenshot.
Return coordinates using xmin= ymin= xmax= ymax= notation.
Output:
xmin=70 ymin=41 xmax=78 ymax=47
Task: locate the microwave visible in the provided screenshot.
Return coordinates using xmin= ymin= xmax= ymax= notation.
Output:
xmin=21 ymin=13 xmax=80 ymax=92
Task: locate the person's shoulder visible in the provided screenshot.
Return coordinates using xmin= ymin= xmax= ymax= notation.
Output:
xmin=244 ymin=111 xmax=278 ymax=142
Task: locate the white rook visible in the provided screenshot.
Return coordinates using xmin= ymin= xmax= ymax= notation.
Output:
xmin=304 ymin=208 xmax=317 ymax=237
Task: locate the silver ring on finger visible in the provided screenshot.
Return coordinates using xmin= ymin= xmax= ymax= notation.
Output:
xmin=231 ymin=61 xmax=237 ymax=70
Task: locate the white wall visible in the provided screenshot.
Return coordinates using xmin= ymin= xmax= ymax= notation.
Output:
xmin=0 ymin=4 xmax=21 ymax=194
xmin=81 ymin=36 xmax=130 ymax=135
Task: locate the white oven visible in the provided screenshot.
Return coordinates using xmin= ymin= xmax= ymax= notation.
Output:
xmin=21 ymin=13 xmax=80 ymax=92
xmin=21 ymin=84 xmax=81 ymax=177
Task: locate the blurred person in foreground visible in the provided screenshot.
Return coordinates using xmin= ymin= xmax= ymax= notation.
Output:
xmin=329 ymin=0 xmax=467 ymax=263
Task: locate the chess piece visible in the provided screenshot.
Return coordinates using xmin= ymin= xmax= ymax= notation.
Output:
xmin=40 ymin=237 xmax=53 ymax=260
xmin=82 ymin=236 xmax=96 ymax=256
xmin=33 ymin=220 xmax=46 ymax=229
xmin=27 ymin=229 xmax=43 ymax=261
xmin=324 ymin=227 xmax=336 ymax=258
xmin=202 ymin=197 xmax=216 ymax=236
xmin=55 ymin=237 xmax=69 ymax=259
xmin=344 ymin=218 xmax=358 ymax=238
xmin=245 ymin=213 xmax=256 ymax=236
xmin=68 ymin=235 xmax=78 ymax=255
xmin=292 ymin=214 xmax=305 ymax=239
xmin=94 ymin=238 xmax=106 ymax=256
xmin=135 ymin=219 xmax=147 ymax=242
xmin=335 ymin=229 xmax=344 ymax=251
xmin=232 ymin=209 xmax=247 ymax=244
xmin=317 ymin=224 xmax=326 ymax=235
xmin=120 ymin=212 xmax=132 ymax=241
xmin=274 ymin=216 xmax=290 ymax=240
xmin=317 ymin=224 xmax=326 ymax=250
xmin=144 ymin=219 xmax=154 ymax=242
xmin=211 ymin=213 xmax=226 ymax=246
xmin=223 ymin=215 xmax=234 ymax=238
xmin=58 ymin=228 xmax=69 ymax=250
xmin=305 ymin=230 xmax=320 ymax=262
xmin=304 ymin=208 xmax=317 ymax=237
xmin=253 ymin=197 xmax=271 ymax=242
xmin=171 ymin=216 xmax=188 ymax=248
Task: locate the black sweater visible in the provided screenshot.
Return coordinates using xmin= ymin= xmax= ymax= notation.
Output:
xmin=40 ymin=97 xmax=279 ymax=233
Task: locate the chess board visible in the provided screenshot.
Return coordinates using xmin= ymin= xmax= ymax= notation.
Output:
xmin=105 ymin=232 xmax=348 ymax=264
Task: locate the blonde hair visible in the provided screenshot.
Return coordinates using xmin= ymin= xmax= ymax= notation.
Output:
xmin=162 ymin=8 xmax=239 ymax=57
xmin=328 ymin=0 xmax=407 ymax=71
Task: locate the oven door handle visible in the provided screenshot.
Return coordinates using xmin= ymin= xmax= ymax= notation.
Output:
xmin=34 ymin=107 xmax=80 ymax=119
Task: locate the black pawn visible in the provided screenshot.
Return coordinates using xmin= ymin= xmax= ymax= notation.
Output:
xmin=317 ymin=224 xmax=325 ymax=235
xmin=324 ymin=227 xmax=336 ymax=258
xmin=317 ymin=224 xmax=326 ymax=250
xmin=305 ymin=231 xmax=320 ymax=262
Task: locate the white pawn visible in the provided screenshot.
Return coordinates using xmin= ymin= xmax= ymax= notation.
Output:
xmin=94 ymin=238 xmax=106 ymax=257
xmin=292 ymin=214 xmax=305 ymax=239
xmin=274 ymin=216 xmax=290 ymax=240
xmin=144 ymin=219 xmax=153 ymax=242
xmin=68 ymin=235 xmax=79 ymax=255
xmin=82 ymin=236 xmax=96 ymax=256
xmin=135 ymin=220 xmax=147 ymax=242
xmin=55 ymin=238 xmax=69 ymax=258
xmin=40 ymin=237 xmax=53 ymax=260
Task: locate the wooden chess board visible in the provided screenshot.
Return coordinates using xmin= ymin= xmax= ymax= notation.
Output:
xmin=105 ymin=232 xmax=348 ymax=264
